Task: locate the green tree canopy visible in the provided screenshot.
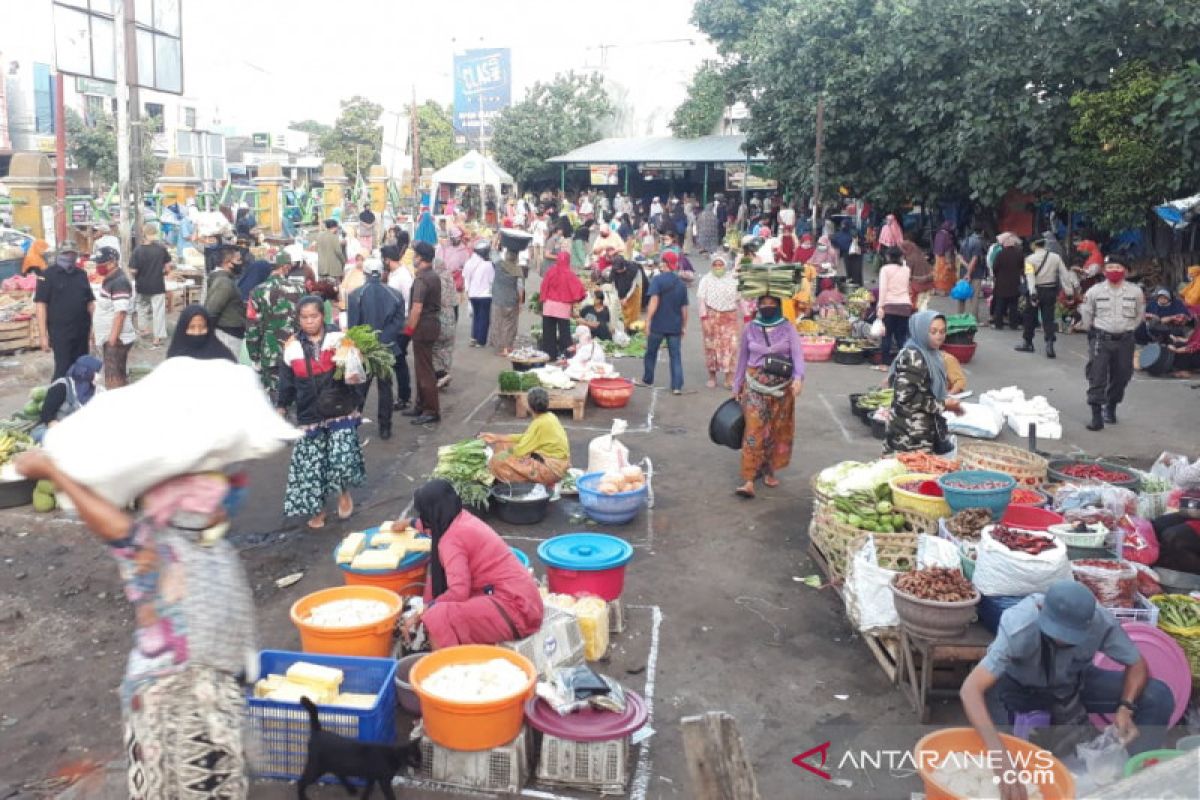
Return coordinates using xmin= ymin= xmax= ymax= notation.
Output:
xmin=669 ymin=61 xmax=730 ymax=138
xmin=413 ymin=101 xmax=462 ymax=171
xmin=319 ymin=97 xmax=383 ymax=177
xmin=66 ymin=109 xmax=160 ymax=194
xmin=288 ymin=119 xmax=332 ymax=142
xmin=490 ymin=72 xmax=615 ymax=185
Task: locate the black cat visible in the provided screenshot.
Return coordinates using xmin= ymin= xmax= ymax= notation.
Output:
xmin=297 ymin=696 xmax=421 ymax=799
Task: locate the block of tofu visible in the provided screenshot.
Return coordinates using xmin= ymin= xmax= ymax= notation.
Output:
xmin=335 ymin=531 xmax=367 ymax=564
xmin=254 ymin=674 xmax=288 ymax=698
xmin=285 ymin=662 xmax=344 ymax=694
xmin=371 ymin=530 xmax=400 ymax=546
xmin=377 ymin=520 xmax=398 ymax=533
xmin=331 ymin=692 xmax=378 ymax=710
xmin=350 ymin=548 xmax=403 ymax=571
xmin=265 ymin=682 xmax=326 ymax=704
xmin=406 ymin=536 xmax=432 ymax=553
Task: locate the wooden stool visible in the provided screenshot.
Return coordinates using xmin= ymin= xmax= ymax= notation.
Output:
xmin=895 ymin=623 xmax=992 ymax=721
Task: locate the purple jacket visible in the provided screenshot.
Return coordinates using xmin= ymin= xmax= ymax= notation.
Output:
xmin=733 ymin=321 xmax=806 ymax=394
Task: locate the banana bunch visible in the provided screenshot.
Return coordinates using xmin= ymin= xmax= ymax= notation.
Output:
xmin=0 ymin=430 xmax=33 ymax=466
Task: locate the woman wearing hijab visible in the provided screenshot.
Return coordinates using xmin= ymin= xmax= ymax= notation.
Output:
xmin=21 ymin=239 xmax=50 ymax=275
xmin=731 ymin=294 xmax=805 ymax=498
xmin=795 ymin=233 xmax=817 ymax=265
xmin=432 ymin=254 xmax=458 ymax=386
xmin=808 ymin=234 xmax=839 ymax=275
xmin=414 ymin=207 xmax=438 ymax=246
xmin=570 ymin=220 xmax=592 ymax=269
xmin=236 ymin=257 xmax=272 ymax=302
xmin=932 ymin=220 xmax=957 ymax=294
xmin=541 ymin=253 xmax=587 ymax=360
xmin=697 ymin=254 xmax=742 ymax=388
xmin=166 ymin=306 xmax=236 ymax=361
xmin=15 ymin=449 xmax=256 ymax=799
xmin=487 ymin=249 xmax=525 ymax=357
xmin=884 ymin=310 xmax=965 ymax=454
xmin=989 ymin=235 xmax=1025 ymax=329
xmin=276 ymin=296 xmax=365 ymax=529
xmin=608 ymin=255 xmax=646 ymax=328
xmin=1137 ymin=287 xmax=1193 ymax=344
xmin=899 ymin=238 xmax=935 ymax=310
xmin=31 ymin=354 xmax=102 ymax=443
xmin=401 ymin=479 xmax=543 ymax=649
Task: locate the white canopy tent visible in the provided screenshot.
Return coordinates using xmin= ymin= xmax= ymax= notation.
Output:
xmin=429 ymin=150 xmax=515 ymax=216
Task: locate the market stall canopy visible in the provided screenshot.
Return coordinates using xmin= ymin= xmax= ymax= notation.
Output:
xmin=430 ymin=150 xmax=514 ymax=208
xmin=547 ymin=135 xmax=766 ymax=165
xmin=1153 ymin=193 xmax=1200 ymax=230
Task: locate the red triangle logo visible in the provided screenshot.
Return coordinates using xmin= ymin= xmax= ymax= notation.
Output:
xmin=792 ymin=741 xmax=831 ymax=780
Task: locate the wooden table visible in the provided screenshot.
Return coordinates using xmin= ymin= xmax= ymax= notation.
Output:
xmin=895 ymin=623 xmax=994 ymax=721
xmin=502 ymin=382 xmax=589 ymax=421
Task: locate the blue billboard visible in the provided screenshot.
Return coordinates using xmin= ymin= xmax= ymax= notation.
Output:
xmin=453 ymin=48 xmax=512 ymax=133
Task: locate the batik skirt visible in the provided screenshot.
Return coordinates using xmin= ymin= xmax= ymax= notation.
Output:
xmin=739 ymin=369 xmax=796 ymax=482
xmin=283 ymin=421 xmax=366 ymax=518
xmin=701 ymin=308 xmax=740 ymax=375
xmin=487 ymin=303 xmax=521 ymax=352
xmin=125 ymin=666 xmax=251 ymax=800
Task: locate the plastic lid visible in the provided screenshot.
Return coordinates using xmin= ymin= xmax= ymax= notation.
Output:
xmin=525 ymin=690 xmax=647 ymax=741
xmin=1091 ymin=621 xmax=1192 ymax=728
xmin=334 ymin=527 xmax=431 ymax=574
xmin=537 ymin=533 xmax=633 ymax=571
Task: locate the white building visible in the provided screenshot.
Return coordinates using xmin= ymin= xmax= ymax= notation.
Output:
xmin=0 ymin=0 xmax=225 ymax=184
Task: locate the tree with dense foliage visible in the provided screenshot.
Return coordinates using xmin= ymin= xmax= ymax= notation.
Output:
xmin=413 ymin=101 xmax=463 ymax=170
xmin=691 ymin=0 xmax=1200 ymax=230
xmin=66 ymin=109 xmax=161 ymax=193
xmin=318 ymin=96 xmax=383 ymax=177
xmin=670 ymin=61 xmax=731 ymax=138
xmin=490 ymin=72 xmax=615 ymax=185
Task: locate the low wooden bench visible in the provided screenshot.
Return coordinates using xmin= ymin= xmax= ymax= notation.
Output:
xmin=895 ymin=623 xmax=994 ymax=721
xmin=501 ymin=381 xmax=589 ymax=421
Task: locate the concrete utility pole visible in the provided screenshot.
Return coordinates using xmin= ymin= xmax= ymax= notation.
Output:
xmin=124 ymin=0 xmax=144 ymax=240
xmin=113 ymin=0 xmax=132 ymax=257
xmin=812 ymin=95 xmax=825 ymax=235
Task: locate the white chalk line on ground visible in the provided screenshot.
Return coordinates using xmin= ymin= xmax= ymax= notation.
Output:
xmin=818 ymin=392 xmax=854 ymax=443
xmin=388 ymin=603 xmax=663 ymax=800
xmin=462 ymin=390 xmax=498 ymax=425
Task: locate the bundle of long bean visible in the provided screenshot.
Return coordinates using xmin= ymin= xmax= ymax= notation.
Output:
xmin=738 ymin=263 xmax=800 ymax=299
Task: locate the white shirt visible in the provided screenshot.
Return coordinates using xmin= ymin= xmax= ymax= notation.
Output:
xmin=387 ymin=264 xmax=414 ymax=309
xmin=531 ymin=219 xmax=548 ymax=247
xmin=580 ymin=198 xmax=594 ymax=215
xmin=93 ymin=272 xmax=137 ymax=345
xmin=461 ymin=253 xmax=495 ymax=299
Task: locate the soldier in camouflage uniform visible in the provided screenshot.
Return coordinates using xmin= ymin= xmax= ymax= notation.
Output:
xmin=246 ymin=253 xmax=304 ymax=399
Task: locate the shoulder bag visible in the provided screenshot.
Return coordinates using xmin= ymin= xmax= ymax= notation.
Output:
xmin=305 ymin=334 xmax=357 ymax=419
xmin=758 ymin=324 xmax=794 ymax=379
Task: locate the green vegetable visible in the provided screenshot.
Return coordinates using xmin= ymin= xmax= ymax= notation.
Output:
xmin=29 ymin=387 xmax=47 ymax=403
xmin=498 ymin=371 xmax=522 ymax=392
xmin=848 ymin=514 xmax=863 ymax=528
xmin=431 ymin=438 xmax=495 ymax=509
xmin=519 ymin=372 xmax=542 ymax=391
xmin=33 ymin=492 xmax=55 ymax=512
xmin=737 ymin=263 xmax=800 ymax=299
xmin=876 ymin=501 xmax=893 ymax=514
xmin=22 ymin=402 xmax=39 ymax=417
xmin=601 ymin=334 xmax=648 ymax=359
xmin=336 ymin=326 xmax=396 ymax=381
xmin=35 ymin=480 xmax=55 ymax=495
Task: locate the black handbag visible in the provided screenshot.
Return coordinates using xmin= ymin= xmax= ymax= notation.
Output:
xmin=305 ymin=335 xmax=357 ymax=418
xmin=758 ymin=325 xmax=794 ymax=379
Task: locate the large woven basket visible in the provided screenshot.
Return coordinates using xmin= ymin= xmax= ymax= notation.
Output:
xmin=810 ymin=508 xmax=938 ymax=581
xmin=958 ymin=441 xmax=1048 ymax=487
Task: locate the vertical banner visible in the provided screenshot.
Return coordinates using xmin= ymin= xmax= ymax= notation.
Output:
xmin=453 ymin=48 xmax=512 ymax=134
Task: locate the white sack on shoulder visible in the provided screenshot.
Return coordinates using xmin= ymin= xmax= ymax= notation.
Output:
xmin=44 ymin=357 xmax=300 ymax=506
xmin=971 ymin=526 xmax=1071 ymax=597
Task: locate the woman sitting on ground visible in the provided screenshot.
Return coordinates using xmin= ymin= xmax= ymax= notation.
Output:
xmin=401 ymin=479 xmax=543 ymax=649
xmin=885 ymin=310 xmax=965 ymax=454
xmin=482 ymin=387 xmax=571 ymax=487
xmin=32 ymin=354 xmax=102 ymax=443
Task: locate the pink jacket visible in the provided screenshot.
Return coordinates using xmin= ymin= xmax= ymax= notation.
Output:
xmin=876 ymin=262 xmax=912 ymax=313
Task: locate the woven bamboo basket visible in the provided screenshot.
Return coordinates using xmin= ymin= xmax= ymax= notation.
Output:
xmin=843 ymin=532 xmax=921 ymax=633
xmin=818 ymin=317 xmax=853 ymax=338
xmin=811 ymin=509 xmax=938 ymax=581
xmin=957 ymin=441 xmax=1048 ymax=487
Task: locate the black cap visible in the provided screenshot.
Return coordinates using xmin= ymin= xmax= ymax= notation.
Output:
xmin=324 ymin=219 xmax=339 ymax=229
xmin=380 ymin=244 xmax=401 ymax=262
xmin=1104 ymin=254 xmax=1128 ymax=268
xmin=93 ymin=246 xmax=119 ymax=264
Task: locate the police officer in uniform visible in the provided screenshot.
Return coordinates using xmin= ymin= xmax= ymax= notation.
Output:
xmin=1014 ymin=238 xmax=1075 ymax=359
xmin=1077 ymin=255 xmax=1144 ymax=431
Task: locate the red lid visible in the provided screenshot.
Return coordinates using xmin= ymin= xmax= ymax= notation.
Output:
xmin=525 ymin=690 xmax=647 ymax=741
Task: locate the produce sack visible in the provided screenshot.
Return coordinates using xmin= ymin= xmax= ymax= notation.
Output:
xmin=944 ymin=402 xmax=1004 ymax=439
xmin=845 ymin=534 xmax=959 ymax=632
xmin=587 ymin=418 xmax=630 ymax=474
xmin=1150 ymin=451 xmax=1193 ymax=487
xmin=971 ymin=527 xmax=1071 ymax=597
xmin=43 ymin=358 xmax=299 ymax=506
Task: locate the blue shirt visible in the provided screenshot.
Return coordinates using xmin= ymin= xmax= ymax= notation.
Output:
xmin=960 ymin=234 xmax=987 ymax=280
xmin=647 ymin=271 xmax=689 ymax=335
xmin=979 ymin=594 xmax=1140 ymax=692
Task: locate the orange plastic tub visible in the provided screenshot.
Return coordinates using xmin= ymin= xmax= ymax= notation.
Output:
xmin=289 ymin=585 xmax=403 ymax=658
xmin=914 ymin=728 xmax=1075 ymax=800
xmin=409 ymin=645 xmax=536 ymax=751
xmin=341 ymin=557 xmax=428 ymax=597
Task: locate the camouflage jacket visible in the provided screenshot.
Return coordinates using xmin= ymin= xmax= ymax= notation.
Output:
xmin=883 ymin=347 xmax=948 ymax=454
xmin=246 ymin=275 xmax=303 ymax=372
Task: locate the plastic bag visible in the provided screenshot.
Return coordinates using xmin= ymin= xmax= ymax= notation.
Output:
xmin=972 ymin=527 xmax=1072 ymax=596
xmin=869 ymin=318 xmax=886 ymax=339
xmin=587 ymin=419 xmax=630 ymax=474
xmin=342 ymin=346 xmax=367 ymax=385
xmin=1076 ymin=726 xmax=1128 ymax=787
xmin=537 ymin=665 xmax=627 ymax=716
xmin=1053 ymin=484 xmax=1138 ymax=528
xmin=1150 ymin=452 xmax=1193 ymax=487
xmin=944 ymin=402 xmax=1004 ymax=439
xmin=845 ymin=534 xmax=960 ymax=632
xmin=950 ymin=279 xmax=974 ymax=301
xmin=1116 ymin=515 xmax=1159 ymax=565
xmin=1071 ymin=559 xmax=1136 ymax=608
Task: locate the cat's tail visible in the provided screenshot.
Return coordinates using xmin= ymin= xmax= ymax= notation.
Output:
xmin=299 ymin=695 xmax=321 ymax=732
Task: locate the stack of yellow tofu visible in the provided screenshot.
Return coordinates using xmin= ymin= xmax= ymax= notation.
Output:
xmin=335 ymin=522 xmax=433 ymax=572
xmin=253 ymin=662 xmax=377 ymax=709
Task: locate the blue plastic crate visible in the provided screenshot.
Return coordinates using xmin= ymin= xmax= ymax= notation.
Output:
xmin=247 ymin=650 xmax=398 ymax=781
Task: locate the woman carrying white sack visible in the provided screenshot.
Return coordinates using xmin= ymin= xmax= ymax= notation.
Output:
xmin=565 ymin=325 xmax=608 ymax=380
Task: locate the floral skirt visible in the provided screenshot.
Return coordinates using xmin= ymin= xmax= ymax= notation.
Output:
xmin=125 ymin=666 xmax=250 ymax=800
xmin=934 ymin=255 xmax=956 ymax=293
xmin=283 ymin=423 xmax=366 ymax=518
xmin=701 ymin=308 xmax=740 ymax=375
xmin=739 ymin=369 xmax=796 ymax=481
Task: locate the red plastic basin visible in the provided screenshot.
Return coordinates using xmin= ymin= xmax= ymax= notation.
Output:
xmin=545 ymin=565 xmax=627 ymax=601
xmin=942 ymin=341 xmax=977 ymax=364
xmin=1000 ymin=504 xmax=1065 ymax=531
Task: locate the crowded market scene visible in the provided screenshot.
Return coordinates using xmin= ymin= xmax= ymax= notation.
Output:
xmin=3 ymin=1 xmax=1200 ymax=799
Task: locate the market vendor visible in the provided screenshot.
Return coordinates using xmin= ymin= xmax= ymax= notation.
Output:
xmin=481 ymin=387 xmax=571 ymax=487
xmin=31 ymin=355 xmax=101 ymax=443
xmin=1135 ymin=287 xmax=1193 ymax=345
xmin=942 ymin=351 xmax=968 ymax=395
xmin=402 ymin=479 xmax=543 ymax=649
xmin=608 ymin=256 xmax=646 ymax=328
xmin=884 ymin=310 xmax=964 ymax=454
xmin=1150 ymin=488 xmax=1200 ymax=574
xmin=577 ymin=290 xmax=613 ymax=341
xmin=960 ymin=582 xmax=1173 ymax=794
xmin=567 ymin=326 xmax=607 ymax=371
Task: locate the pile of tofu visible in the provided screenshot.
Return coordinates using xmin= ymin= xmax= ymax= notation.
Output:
xmin=335 ymin=521 xmax=432 ymax=571
xmin=253 ymin=661 xmax=376 ymax=709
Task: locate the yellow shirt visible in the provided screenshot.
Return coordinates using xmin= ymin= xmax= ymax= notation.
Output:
xmin=512 ymin=412 xmax=570 ymax=460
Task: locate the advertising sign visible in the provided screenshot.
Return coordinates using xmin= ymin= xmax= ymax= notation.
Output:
xmin=453 ymin=48 xmax=512 ymax=132
xmin=725 ymin=166 xmax=778 ymax=191
xmin=590 ymin=165 xmax=618 ymax=186
xmin=252 ymin=133 xmax=270 ymax=148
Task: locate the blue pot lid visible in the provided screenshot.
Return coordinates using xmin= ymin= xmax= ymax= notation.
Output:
xmin=538 ymin=533 xmax=633 ymax=571
xmin=333 ymin=527 xmax=432 ymax=574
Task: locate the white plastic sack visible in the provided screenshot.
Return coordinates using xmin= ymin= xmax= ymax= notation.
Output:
xmin=845 ymin=534 xmax=963 ymax=633
xmin=43 ymin=358 xmax=300 ymax=506
xmin=1150 ymin=452 xmax=1194 ymax=488
xmin=945 ymin=402 xmax=1004 ymax=439
xmin=971 ymin=526 xmax=1072 ymax=596
xmin=342 ymin=347 xmax=367 ymax=385
xmin=869 ymin=318 xmax=886 ymax=339
xmin=587 ymin=419 xmax=630 ymax=474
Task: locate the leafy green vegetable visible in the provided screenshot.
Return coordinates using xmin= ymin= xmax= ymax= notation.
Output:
xmin=738 ymin=263 xmax=800 ymax=299
xmin=498 ymin=371 xmax=522 ymax=392
xmin=337 ymin=325 xmax=396 ymax=381
xmin=519 ymin=372 xmax=542 ymax=391
xmin=431 ymin=438 xmax=494 ymax=509
xmin=601 ymin=334 xmax=648 ymax=358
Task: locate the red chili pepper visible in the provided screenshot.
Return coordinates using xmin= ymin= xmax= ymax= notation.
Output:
xmin=1059 ymin=463 xmax=1132 ymax=483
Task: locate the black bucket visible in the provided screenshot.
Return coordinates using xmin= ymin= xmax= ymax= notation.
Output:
xmin=709 ymin=399 xmax=745 ymax=450
xmin=490 ymin=482 xmax=550 ymax=525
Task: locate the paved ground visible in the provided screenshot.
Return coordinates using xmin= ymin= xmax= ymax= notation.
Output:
xmin=1 ymin=264 xmax=1195 ymax=800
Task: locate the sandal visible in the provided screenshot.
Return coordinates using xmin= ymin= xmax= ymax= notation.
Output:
xmin=306 ymin=515 xmax=326 ymax=530
xmin=337 ymin=496 xmax=354 ymax=520
xmin=735 ymin=484 xmax=756 ymax=499
xmin=763 ymin=476 xmax=780 ymax=488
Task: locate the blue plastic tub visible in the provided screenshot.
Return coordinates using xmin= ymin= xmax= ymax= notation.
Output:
xmin=510 ymin=546 xmax=531 ymax=569
xmin=247 ymin=650 xmax=398 ymax=781
xmin=937 ymin=470 xmax=1016 ymax=519
xmin=576 ymin=471 xmax=648 ymax=524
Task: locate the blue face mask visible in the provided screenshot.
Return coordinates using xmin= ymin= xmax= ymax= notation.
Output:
xmin=758 ymin=306 xmax=782 ymax=323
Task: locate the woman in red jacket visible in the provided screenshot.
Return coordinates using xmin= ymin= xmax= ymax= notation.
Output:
xmin=403 ymin=480 xmax=543 ymax=649
xmin=540 ymin=252 xmax=587 ymax=360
